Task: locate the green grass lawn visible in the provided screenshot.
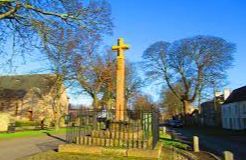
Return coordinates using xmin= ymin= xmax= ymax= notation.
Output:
xmin=0 ymin=128 xmax=66 ymax=140
xmin=159 ymin=132 xmax=190 ymax=150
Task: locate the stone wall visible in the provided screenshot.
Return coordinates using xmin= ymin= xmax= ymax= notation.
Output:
xmin=0 ymin=74 xmax=69 ymax=124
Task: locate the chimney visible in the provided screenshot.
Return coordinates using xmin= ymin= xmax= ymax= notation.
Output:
xmin=223 ymin=89 xmax=231 ymax=100
xmin=215 ymin=91 xmax=222 ymax=97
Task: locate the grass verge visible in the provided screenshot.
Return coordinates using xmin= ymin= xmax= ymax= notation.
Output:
xmin=159 ymin=132 xmax=190 ymax=150
xmin=0 ymin=128 xmax=66 ymax=140
xmin=18 ymin=151 xmax=154 ymax=160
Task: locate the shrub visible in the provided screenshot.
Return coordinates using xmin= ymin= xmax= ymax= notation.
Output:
xmin=15 ymin=120 xmax=39 ymax=127
xmin=59 ymin=117 xmax=66 ymax=128
xmin=43 ymin=117 xmax=53 ymax=128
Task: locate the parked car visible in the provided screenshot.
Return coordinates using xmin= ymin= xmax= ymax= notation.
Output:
xmin=97 ymin=109 xmax=108 ymax=122
xmin=163 ymin=120 xmax=171 ymax=126
xmin=165 ymin=119 xmax=183 ymax=127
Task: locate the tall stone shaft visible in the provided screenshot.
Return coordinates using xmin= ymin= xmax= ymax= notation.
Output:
xmin=112 ymin=38 xmax=129 ymax=121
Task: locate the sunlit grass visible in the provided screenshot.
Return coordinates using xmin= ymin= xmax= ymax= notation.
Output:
xmin=159 ymin=132 xmax=190 ymax=150
xmin=18 ymin=151 xmax=154 ymax=160
xmin=0 ymin=128 xmax=66 ymax=140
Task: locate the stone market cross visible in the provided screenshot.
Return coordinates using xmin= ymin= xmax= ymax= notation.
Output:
xmin=112 ymin=38 xmax=129 ymax=121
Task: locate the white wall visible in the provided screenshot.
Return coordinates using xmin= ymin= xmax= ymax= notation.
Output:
xmin=222 ymin=101 xmax=246 ymax=130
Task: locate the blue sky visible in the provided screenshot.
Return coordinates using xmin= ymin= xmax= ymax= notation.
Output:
xmin=105 ymin=0 xmax=246 ymax=95
xmin=3 ymin=0 xmax=246 ymax=105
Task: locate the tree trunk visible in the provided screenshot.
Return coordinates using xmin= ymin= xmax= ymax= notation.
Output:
xmin=54 ymin=117 xmax=60 ymax=131
xmin=182 ymin=100 xmax=192 ymax=114
xmin=53 ymin=103 xmax=61 ymax=131
xmin=182 ymin=100 xmax=192 ymax=125
xmin=53 ymin=75 xmax=63 ymax=131
xmin=92 ymin=95 xmax=99 ymax=109
xmin=53 ymin=110 xmax=60 ymax=131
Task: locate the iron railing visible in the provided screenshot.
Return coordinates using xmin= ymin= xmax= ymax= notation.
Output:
xmin=65 ymin=108 xmax=159 ymax=149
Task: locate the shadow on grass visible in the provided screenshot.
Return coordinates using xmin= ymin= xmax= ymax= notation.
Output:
xmin=36 ymin=132 xmax=67 ymax=152
xmin=43 ymin=132 xmax=67 ymax=143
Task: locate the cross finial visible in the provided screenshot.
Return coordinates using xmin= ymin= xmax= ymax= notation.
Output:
xmin=112 ymin=38 xmax=129 ymax=58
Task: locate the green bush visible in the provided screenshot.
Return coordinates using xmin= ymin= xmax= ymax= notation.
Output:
xmin=15 ymin=120 xmax=40 ymax=127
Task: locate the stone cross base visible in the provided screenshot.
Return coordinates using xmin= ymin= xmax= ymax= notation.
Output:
xmin=59 ymin=142 xmax=162 ymax=159
xmin=75 ymin=136 xmax=153 ymax=149
xmin=72 ymin=120 xmax=153 ymax=149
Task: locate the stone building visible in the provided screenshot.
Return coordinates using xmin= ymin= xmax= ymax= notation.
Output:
xmin=0 ymin=74 xmax=69 ymax=122
xmin=200 ymin=89 xmax=231 ymax=127
xmin=222 ymin=86 xmax=246 ymax=130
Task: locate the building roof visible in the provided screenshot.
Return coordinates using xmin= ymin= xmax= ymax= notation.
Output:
xmin=201 ymin=100 xmax=214 ymax=107
xmin=223 ymin=86 xmax=246 ymax=104
xmin=0 ymin=74 xmax=61 ymax=99
xmin=0 ymin=89 xmax=27 ymax=99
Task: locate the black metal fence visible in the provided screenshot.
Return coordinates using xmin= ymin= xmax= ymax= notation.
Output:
xmin=65 ymin=108 xmax=159 ymax=149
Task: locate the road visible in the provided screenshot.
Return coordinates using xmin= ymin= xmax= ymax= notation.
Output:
xmin=0 ymin=134 xmax=65 ymax=160
xmin=167 ymin=127 xmax=246 ymax=160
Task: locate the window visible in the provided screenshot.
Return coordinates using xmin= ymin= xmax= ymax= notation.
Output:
xmin=15 ymin=103 xmax=18 ymax=116
xmin=229 ymin=118 xmax=233 ymax=129
xmin=239 ymin=104 xmax=242 ymax=115
xmin=0 ymin=102 xmax=4 ymax=111
xmin=28 ymin=111 xmax=33 ymax=121
xmin=235 ymin=105 xmax=239 ymax=115
xmin=244 ymin=104 xmax=246 ymax=114
xmin=244 ymin=118 xmax=246 ymax=129
xmin=238 ymin=118 xmax=241 ymax=129
xmin=223 ymin=107 xmax=227 ymax=115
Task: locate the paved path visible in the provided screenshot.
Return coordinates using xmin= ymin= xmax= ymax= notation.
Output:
xmin=168 ymin=127 xmax=246 ymax=160
xmin=0 ymin=134 xmax=65 ymax=160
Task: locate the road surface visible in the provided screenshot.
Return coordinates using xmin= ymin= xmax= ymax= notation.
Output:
xmin=168 ymin=127 xmax=246 ymax=160
xmin=0 ymin=134 xmax=65 ymax=160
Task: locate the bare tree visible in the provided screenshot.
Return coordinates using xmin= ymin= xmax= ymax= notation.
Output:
xmin=125 ymin=62 xmax=145 ymax=104
xmin=132 ymin=94 xmax=154 ymax=111
xmin=0 ymin=0 xmax=113 ymax=69
xmin=34 ymin=27 xmax=77 ymax=130
xmin=100 ymin=61 xmax=144 ymax=109
xmin=74 ymin=51 xmax=115 ymax=109
xmin=160 ymin=84 xmax=183 ymax=118
xmin=74 ymin=49 xmax=144 ymax=110
xmin=34 ymin=10 xmax=112 ymax=128
xmin=142 ymin=35 xmax=235 ymax=114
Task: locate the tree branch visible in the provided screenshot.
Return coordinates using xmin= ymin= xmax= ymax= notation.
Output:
xmin=0 ymin=2 xmax=20 ymax=20
xmin=159 ymin=50 xmax=181 ymax=100
xmin=23 ymin=4 xmax=74 ymax=20
xmin=190 ymin=66 xmax=203 ymax=101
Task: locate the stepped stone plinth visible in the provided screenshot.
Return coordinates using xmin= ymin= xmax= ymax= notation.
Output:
xmin=70 ymin=120 xmax=153 ymax=149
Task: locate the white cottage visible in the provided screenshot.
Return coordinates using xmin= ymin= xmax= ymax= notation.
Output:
xmin=221 ymin=86 xmax=246 ymax=130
